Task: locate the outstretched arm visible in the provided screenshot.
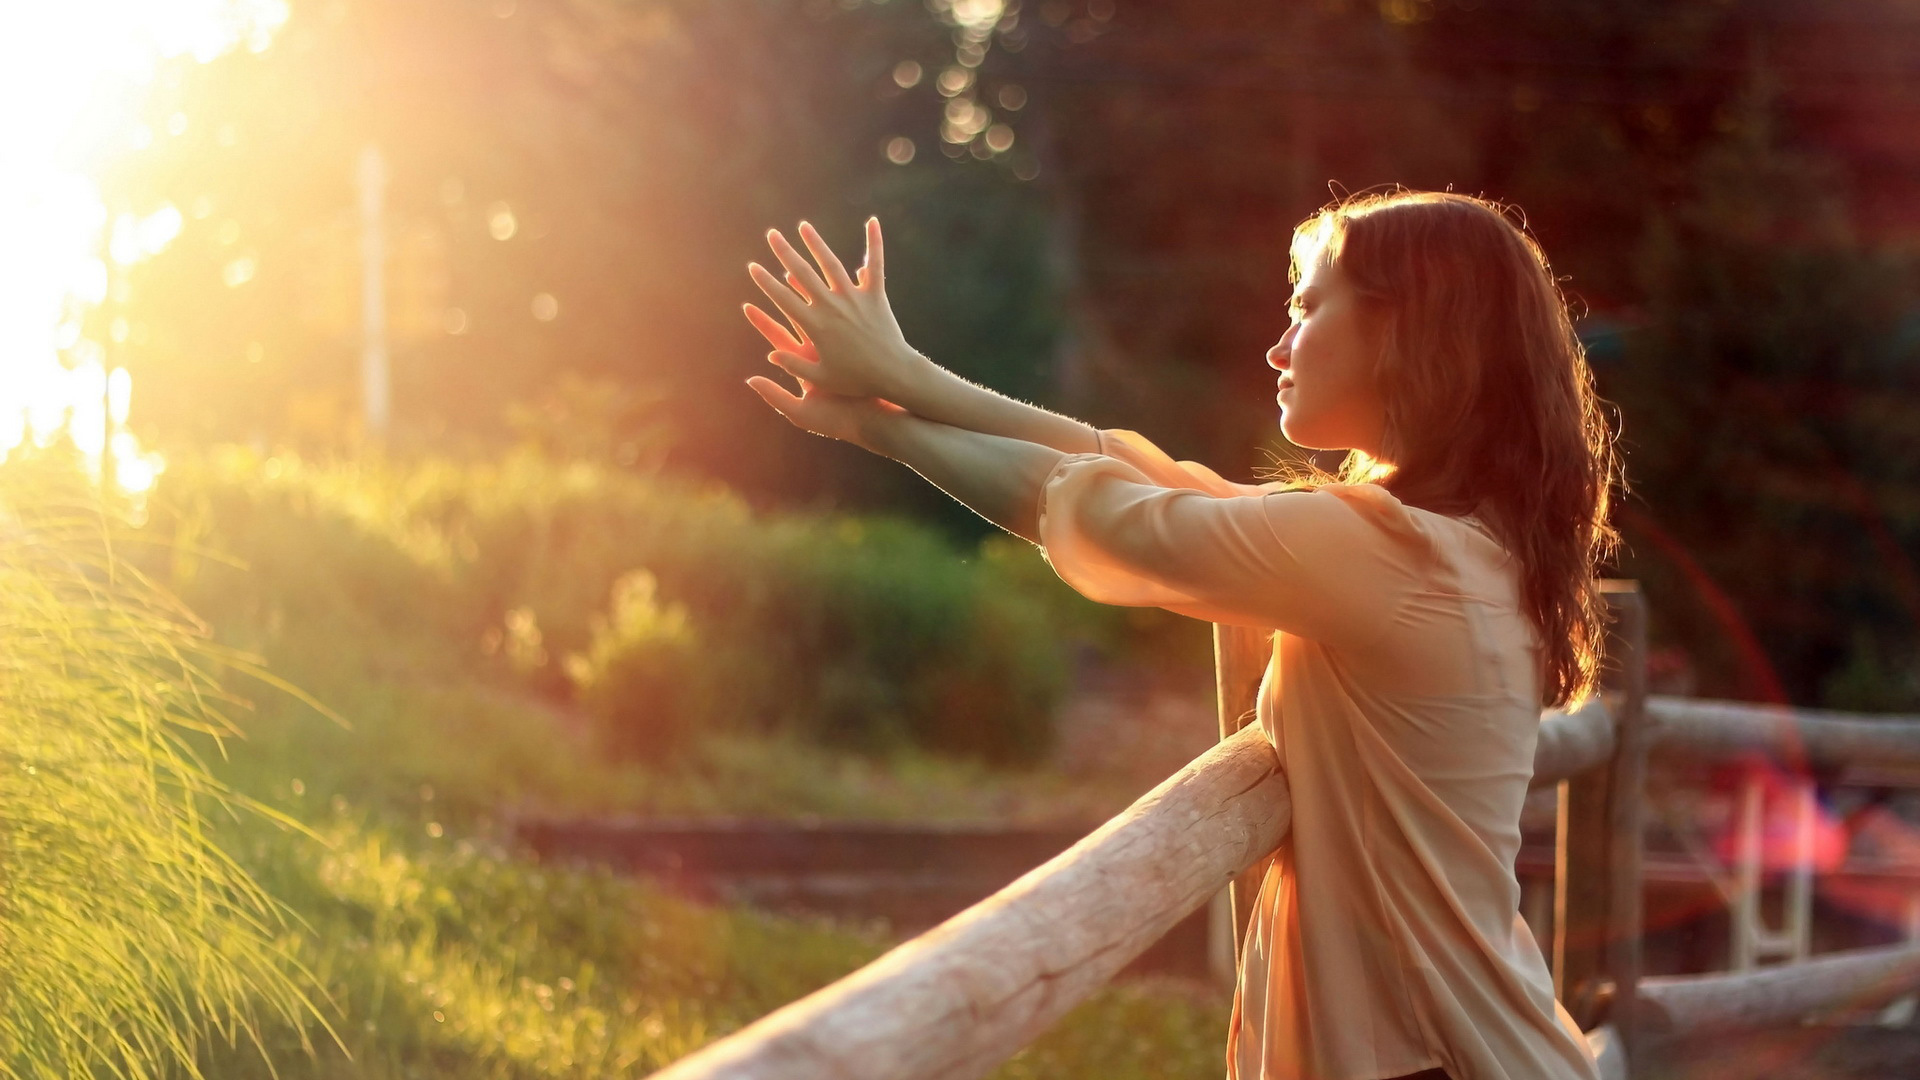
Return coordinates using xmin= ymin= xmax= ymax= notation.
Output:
xmin=743 ymin=375 xmax=1064 ymax=544
xmin=743 ymin=374 xmax=1405 ymax=647
xmin=743 ymin=219 xmax=1101 ymax=456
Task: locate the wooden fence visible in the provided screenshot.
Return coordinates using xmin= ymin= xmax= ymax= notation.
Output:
xmin=649 ymin=582 xmax=1920 ymax=1080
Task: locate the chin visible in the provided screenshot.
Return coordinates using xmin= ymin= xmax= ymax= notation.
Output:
xmin=1281 ymin=420 xmax=1355 ymax=454
xmin=1279 ymin=414 xmax=1325 ymax=450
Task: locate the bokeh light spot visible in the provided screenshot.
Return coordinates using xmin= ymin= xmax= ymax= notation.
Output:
xmin=488 ymin=202 xmax=518 ymax=241
xmin=222 ymin=254 xmax=257 ymax=287
xmin=937 ymin=66 xmax=972 ymax=97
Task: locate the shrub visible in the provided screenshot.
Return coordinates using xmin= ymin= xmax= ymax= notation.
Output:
xmin=145 ymin=449 xmax=1078 ymax=764
xmin=568 ymin=571 xmax=705 ymax=761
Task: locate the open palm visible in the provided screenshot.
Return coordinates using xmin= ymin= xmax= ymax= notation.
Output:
xmin=742 ymin=218 xmax=919 ymax=404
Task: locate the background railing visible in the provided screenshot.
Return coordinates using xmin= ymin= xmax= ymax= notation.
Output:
xmin=650 ymin=582 xmax=1920 ymax=1080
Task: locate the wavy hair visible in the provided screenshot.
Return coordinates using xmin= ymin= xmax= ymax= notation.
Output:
xmin=1288 ymin=191 xmax=1620 ymax=708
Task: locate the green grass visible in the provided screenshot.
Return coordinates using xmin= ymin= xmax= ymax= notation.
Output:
xmin=0 ymin=452 xmax=323 ymax=1080
xmin=200 ymin=805 xmax=1228 ymax=1079
xmin=204 ymin=808 xmax=893 ymax=1078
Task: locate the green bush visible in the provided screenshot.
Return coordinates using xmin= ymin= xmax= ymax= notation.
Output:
xmin=145 ymin=448 xmax=1075 ymax=764
xmin=568 ymin=571 xmax=705 ymax=761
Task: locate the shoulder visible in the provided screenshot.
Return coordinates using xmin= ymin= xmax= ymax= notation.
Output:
xmin=1259 ymin=483 xmax=1435 ymax=556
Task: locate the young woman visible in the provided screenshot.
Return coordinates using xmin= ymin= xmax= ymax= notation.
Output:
xmin=741 ymin=190 xmax=1616 ymax=1080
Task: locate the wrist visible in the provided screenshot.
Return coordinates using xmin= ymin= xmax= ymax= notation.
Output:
xmin=856 ymin=403 xmax=912 ymax=457
xmin=883 ymin=348 xmax=940 ymax=413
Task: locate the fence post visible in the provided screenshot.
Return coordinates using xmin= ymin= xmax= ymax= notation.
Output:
xmin=1213 ymin=623 xmax=1272 ymax=984
xmin=1554 ymin=582 xmax=1649 ymax=1052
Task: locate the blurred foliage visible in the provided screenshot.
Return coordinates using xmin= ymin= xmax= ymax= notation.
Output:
xmin=92 ymin=0 xmax=1920 ymax=706
xmin=145 ymin=446 xmax=1074 ymax=766
xmin=567 ymin=570 xmax=704 ymax=760
xmin=1003 ymin=0 xmax=1920 ymax=708
xmin=1605 ymin=92 xmax=1920 ymax=708
xmin=99 ymin=0 xmax=1066 ymax=538
xmin=0 ymin=450 xmax=322 ymax=1080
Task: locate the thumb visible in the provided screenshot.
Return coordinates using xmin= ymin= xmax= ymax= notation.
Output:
xmin=745 ymin=375 xmax=802 ymax=414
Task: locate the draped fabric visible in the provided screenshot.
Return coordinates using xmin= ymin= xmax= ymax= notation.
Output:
xmin=1036 ymin=430 xmax=1598 ymax=1080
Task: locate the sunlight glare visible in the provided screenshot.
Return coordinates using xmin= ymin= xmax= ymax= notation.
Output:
xmin=0 ymin=1 xmax=289 ymax=489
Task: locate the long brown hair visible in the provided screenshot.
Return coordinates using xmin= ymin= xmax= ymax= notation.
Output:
xmin=1289 ymin=191 xmax=1620 ymax=708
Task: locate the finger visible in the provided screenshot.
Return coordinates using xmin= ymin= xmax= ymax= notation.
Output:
xmin=861 ymin=217 xmax=884 ymax=292
xmin=748 ymin=262 xmax=811 ymax=329
xmin=746 ymin=375 xmax=803 ymax=415
xmin=768 ymin=349 xmax=823 ymax=382
xmin=743 ymin=303 xmax=808 ymax=352
xmin=785 ymin=271 xmax=813 ymax=306
xmin=798 ymin=220 xmax=856 ymax=294
xmin=768 ymin=229 xmax=832 ymax=304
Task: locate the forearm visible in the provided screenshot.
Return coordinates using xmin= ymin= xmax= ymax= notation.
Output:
xmin=888 ymin=352 xmax=1101 ymax=457
xmin=862 ymin=410 xmax=1068 ymax=544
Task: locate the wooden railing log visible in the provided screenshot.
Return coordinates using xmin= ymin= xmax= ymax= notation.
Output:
xmin=1636 ymin=942 xmax=1920 ymax=1039
xmin=1647 ymin=697 xmax=1920 ymax=771
xmin=647 ymin=722 xmax=1289 ymax=1080
xmin=648 ymin=656 xmax=1631 ymax=1078
xmin=1530 ymin=699 xmax=1615 ymax=790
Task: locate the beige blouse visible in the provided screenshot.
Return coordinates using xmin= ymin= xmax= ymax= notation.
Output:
xmin=1036 ymin=429 xmax=1598 ymax=1080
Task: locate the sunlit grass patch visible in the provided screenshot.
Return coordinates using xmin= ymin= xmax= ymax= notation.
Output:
xmin=210 ymin=803 xmax=1227 ymax=1080
xmin=211 ymin=806 xmax=893 ymax=1079
xmin=0 ymin=452 xmax=323 ymax=1080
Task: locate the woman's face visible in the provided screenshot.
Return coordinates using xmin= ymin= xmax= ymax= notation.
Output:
xmin=1268 ymin=253 xmax=1387 ymax=456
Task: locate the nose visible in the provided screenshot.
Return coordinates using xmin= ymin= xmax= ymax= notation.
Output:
xmin=1267 ymin=326 xmax=1295 ymax=371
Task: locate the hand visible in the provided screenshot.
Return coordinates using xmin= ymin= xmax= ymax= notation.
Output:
xmin=745 ymin=373 xmax=908 ymax=451
xmin=743 ymin=218 xmax=920 ymax=403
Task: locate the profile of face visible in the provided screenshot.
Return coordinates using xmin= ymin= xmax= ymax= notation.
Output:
xmin=1267 ymin=252 xmax=1388 ymax=456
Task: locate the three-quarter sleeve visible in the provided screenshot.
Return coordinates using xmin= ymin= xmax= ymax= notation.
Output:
xmin=1094 ymin=428 xmax=1284 ymax=498
xmin=1036 ymin=453 xmax=1428 ymax=648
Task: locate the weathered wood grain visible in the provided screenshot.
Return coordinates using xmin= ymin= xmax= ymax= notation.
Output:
xmin=1637 ymin=942 xmax=1920 ymax=1038
xmin=1648 ymin=696 xmax=1920 ymax=772
xmin=1532 ymin=698 xmax=1616 ymax=790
